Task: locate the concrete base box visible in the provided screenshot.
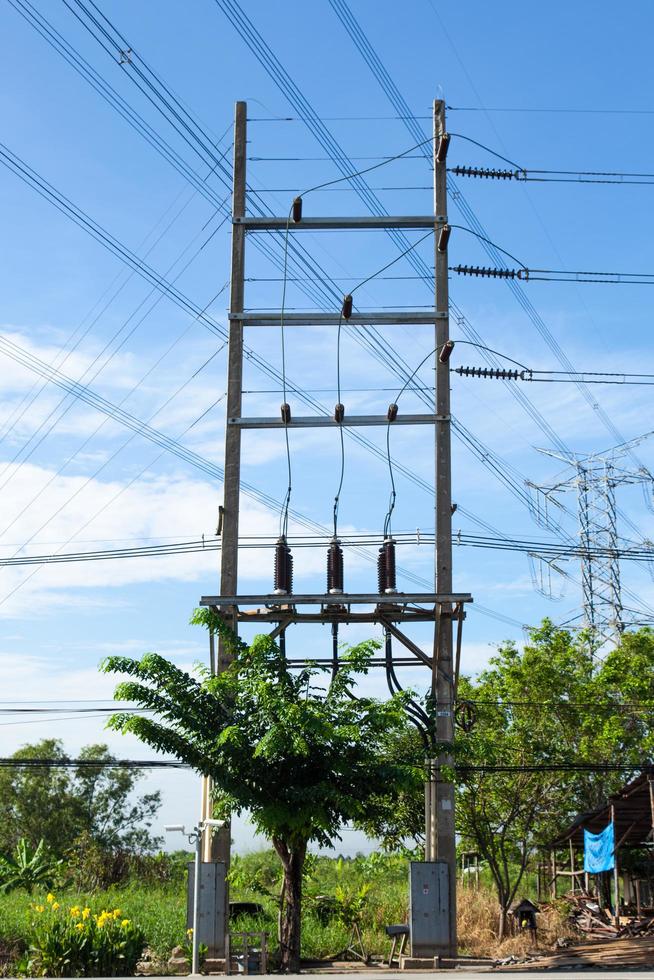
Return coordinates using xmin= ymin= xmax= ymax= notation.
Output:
xmin=187 ymin=861 xmax=226 ymax=957
xmin=409 ymin=860 xmax=450 ymax=957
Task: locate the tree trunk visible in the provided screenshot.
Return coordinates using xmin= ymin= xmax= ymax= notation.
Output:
xmin=273 ymin=838 xmax=306 ymax=972
xmin=497 ymin=904 xmax=509 ymax=941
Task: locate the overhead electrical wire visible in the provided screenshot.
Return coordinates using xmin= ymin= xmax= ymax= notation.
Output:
xmin=16 ymin=3 xmax=644 ymax=624
xmin=325 ymin=0 xmax=654 ymax=483
xmin=325 ymin=0 xmax=654 ymax=618
xmin=36 ymin=0 xmax=576 ymax=553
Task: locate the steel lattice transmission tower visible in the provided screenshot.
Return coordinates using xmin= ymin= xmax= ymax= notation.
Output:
xmin=532 ymin=440 xmax=654 ymax=644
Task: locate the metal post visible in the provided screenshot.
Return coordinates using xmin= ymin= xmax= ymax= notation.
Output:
xmin=192 ymin=825 xmax=203 ymax=975
xmin=611 ymin=804 xmax=620 ymax=927
xmin=432 ymin=98 xmax=456 ymax=957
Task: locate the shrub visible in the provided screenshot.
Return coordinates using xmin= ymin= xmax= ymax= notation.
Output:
xmin=24 ymin=894 xmax=145 ymax=977
xmin=0 ymin=840 xmax=62 ymax=895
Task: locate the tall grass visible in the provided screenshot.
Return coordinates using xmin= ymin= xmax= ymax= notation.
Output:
xmin=0 ymin=851 xmax=572 ymax=972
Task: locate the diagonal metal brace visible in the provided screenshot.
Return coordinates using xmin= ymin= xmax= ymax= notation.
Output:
xmin=382 ymin=621 xmax=432 ymax=667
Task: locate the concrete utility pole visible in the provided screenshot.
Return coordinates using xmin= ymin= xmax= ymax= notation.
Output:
xmin=201 ymin=101 xmax=247 ymax=872
xmin=431 ymin=98 xmax=457 ymax=957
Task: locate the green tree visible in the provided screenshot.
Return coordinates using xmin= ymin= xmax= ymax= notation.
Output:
xmin=0 ymin=739 xmax=161 ymax=859
xmin=101 ymin=610 xmax=416 ymax=971
xmin=357 ymin=621 xmax=654 ymax=937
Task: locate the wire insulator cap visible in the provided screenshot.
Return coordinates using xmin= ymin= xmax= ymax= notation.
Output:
xmin=387 ymin=403 xmax=398 ymax=422
xmin=327 ymin=538 xmax=344 ymax=594
xmin=377 ymin=547 xmax=386 ymax=594
xmin=273 ymin=537 xmax=293 ymax=595
xmin=436 ymin=133 xmax=450 ymax=164
xmin=439 ymin=340 xmax=455 ymax=363
xmin=334 ymin=403 xmax=345 ymax=423
xmin=292 ymin=196 xmax=303 ymax=223
xmin=342 ymin=294 xmax=353 ymax=319
xmin=437 ymin=224 xmax=451 ymax=253
xmin=281 ymin=402 xmax=291 ymax=423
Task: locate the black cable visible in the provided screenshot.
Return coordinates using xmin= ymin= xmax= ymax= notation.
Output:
xmin=279 ymin=204 xmax=294 ymax=539
xmin=299 ymin=135 xmax=435 ymax=196
xmin=448 ymin=133 xmax=523 ymax=171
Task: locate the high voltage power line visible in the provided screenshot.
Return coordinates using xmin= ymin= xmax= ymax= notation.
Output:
xmin=6 ymin=0 xmax=653 ymax=629
xmin=8 ymin=0 xmax=584 ymax=540
xmin=1 ymin=531 xmax=653 ymax=567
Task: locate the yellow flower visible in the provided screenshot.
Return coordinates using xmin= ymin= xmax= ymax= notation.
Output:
xmin=46 ymin=893 xmax=55 ymax=904
xmin=33 ymin=904 xmax=45 ymax=914
xmin=52 ymin=902 xmax=60 ymax=911
xmin=75 ymin=922 xmax=85 ymax=931
xmin=70 ymin=906 xmax=80 ymax=918
xmin=82 ymin=908 xmax=90 ymax=920
xmin=96 ymin=911 xmax=112 ymax=928
xmin=187 ymin=928 xmax=193 ymax=938
xmin=112 ymin=908 xmax=121 ymax=918
xmin=121 ymin=919 xmax=130 ymax=928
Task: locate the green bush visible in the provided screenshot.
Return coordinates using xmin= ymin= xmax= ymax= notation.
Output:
xmin=23 ymin=894 xmax=145 ymax=977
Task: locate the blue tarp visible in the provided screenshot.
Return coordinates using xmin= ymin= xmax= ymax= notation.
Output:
xmin=583 ymin=821 xmax=615 ymax=873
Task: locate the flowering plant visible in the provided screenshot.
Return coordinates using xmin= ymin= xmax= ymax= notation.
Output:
xmin=25 ymin=894 xmax=145 ymax=977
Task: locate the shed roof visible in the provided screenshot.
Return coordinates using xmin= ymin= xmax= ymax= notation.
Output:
xmin=549 ymin=767 xmax=654 ymax=849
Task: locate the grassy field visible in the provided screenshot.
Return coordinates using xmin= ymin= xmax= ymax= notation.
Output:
xmin=0 ymin=850 xmax=570 ymax=973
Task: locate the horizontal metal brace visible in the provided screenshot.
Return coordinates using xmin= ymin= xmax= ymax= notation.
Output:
xmin=234 ymin=216 xmax=435 ymax=230
xmin=201 ymin=592 xmax=472 ymax=607
xmin=230 ymin=312 xmax=446 ymax=326
xmin=228 ymin=414 xmax=447 ymax=429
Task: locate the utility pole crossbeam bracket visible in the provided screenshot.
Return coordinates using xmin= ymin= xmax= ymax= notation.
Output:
xmin=228 ymin=415 xmax=448 ymax=429
xmin=233 ymin=215 xmax=436 ymax=229
xmin=230 ymin=312 xmax=446 ymax=325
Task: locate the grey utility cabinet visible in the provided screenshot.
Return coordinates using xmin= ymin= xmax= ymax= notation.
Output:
xmin=409 ymin=860 xmax=450 ymax=957
xmin=187 ymin=861 xmax=227 ymax=956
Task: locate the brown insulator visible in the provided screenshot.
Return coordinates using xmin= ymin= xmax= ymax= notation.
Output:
xmin=439 ymin=340 xmax=455 ymax=363
xmin=280 ymin=402 xmax=291 ymax=423
xmin=387 ymin=402 xmax=398 ymax=422
xmin=437 ymin=223 xmax=451 ymax=253
xmin=334 ymin=403 xmax=345 ymax=423
xmin=273 ymin=537 xmax=293 ymax=594
xmin=341 ymin=294 xmax=353 ymax=319
xmin=382 ymin=538 xmax=397 ymax=594
xmin=327 ymin=539 xmax=344 ymax=594
xmin=436 ymin=133 xmax=450 ymax=163
xmin=292 ymin=196 xmax=303 ymax=223
xmin=377 ymin=547 xmax=387 ymax=593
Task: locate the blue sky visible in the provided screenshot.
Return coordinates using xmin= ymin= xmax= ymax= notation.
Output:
xmin=1 ymin=0 xmax=654 ymax=854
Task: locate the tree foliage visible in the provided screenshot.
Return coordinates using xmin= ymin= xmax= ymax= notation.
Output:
xmin=357 ymin=621 xmax=654 ymax=935
xmin=0 ymin=739 xmax=161 ymax=859
xmin=101 ymin=609 xmax=417 ymax=970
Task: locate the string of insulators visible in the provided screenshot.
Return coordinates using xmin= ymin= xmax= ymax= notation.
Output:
xmin=292 ymin=196 xmax=303 ymax=222
xmin=327 ymin=538 xmax=344 ymax=594
xmin=450 ymin=165 xmax=523 ymax=181
xmin=455 ymin=365 xmax=533 ymax=381
xmin=377 ymin=538 xmax=397 ymax=594
xmin=280 ymin=403 xmax=291 ymax=423
xmin=387 ymin=403 xmax=398 ymax=422
xmin=452 ymin=264 xmax=529 ymax=280
xmin=334 ymin=403 xmax=345 ymax=423
xmin=273 ymin=536 xmax=293 ymax=594
xmin=341 ymin=294 xmax=353 ymax=319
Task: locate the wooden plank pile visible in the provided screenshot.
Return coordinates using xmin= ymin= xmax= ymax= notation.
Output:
xmin=503 ymin=935 xmax=654 ymax=969
xmin=567 ymin=895 xmax=618 ymax=937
